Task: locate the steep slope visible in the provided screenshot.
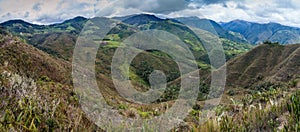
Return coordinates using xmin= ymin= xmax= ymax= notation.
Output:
xmin=0 ymin=31 xmax=71 ymax=84
xmin=226 ymin=43 xmax=300 ymax=88
xmin=0 ymin=29 xmax=106 ymax=131
xmin=28 ymin=32 xmax=77 ymax=60
xmin=167 ymin=42 xmax=300 ymax=103
xmin=221 ymin=20 xmax=300 ymax=44
xmin=0 ymin=27 xmax=127 ymax=97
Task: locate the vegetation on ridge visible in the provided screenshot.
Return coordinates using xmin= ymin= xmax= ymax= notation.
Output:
xmin=0 ymin=14 xmax=299 ymax=131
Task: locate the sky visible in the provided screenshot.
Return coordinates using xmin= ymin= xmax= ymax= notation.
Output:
xmin=0 ymin=0 xmax=300 ymax=27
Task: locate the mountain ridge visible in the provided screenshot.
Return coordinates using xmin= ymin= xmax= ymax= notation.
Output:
xmin=174 ymin=17 xmax=248 ymax=43
xmin=3 ymin=14 xmax=300 ymax=45
xmin=226 ymin=43 xmax=300 ymax=87
xmin=221 ymin=19 xmax=300 ymax=44
xmin=3 ymin=15 xmax=300 ymax=45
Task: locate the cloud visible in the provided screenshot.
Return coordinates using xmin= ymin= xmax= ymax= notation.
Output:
xmin=24 ymin=12 xmax=30 ymax=18
xmin=0 ymin=0 xmax=97 ymax=24
xmin=187 ymin=0 xmax=243 ymax=8
xmin=0 ymin=0 xmax=190 ymax=24
xmin=32 ymin=2 xmax=42 ymax=11
xmin=1 ymin=12 xmax=11 ymax=18
xmin=0 ymin=0 xmax=300 ymax=28
xmin=168 ymin=0 xmax=300 ymax=27
xmin=94 ymin=0 xmax=190 ymax=17
xmin=194 ymin=0 xmax=232 ymax=5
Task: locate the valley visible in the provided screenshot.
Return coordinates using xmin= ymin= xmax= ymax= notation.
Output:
xmin=0 ymin=14 xmax=299 ymax=131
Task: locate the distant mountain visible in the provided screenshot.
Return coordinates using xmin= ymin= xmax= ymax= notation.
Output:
xmin=0 ymin=17 xmax=89 ymax=60
xmin=1 ymin=19 xmax=45 ymax=34
xmin=0 ymin=16 xmax=88 ymax=36
xmin=221 ymin=20 xmax=300 ymax=44
xmin=0 ymin=15 xmax=252 ymax=62
xmin=49 ymin=16 xmax=88 ymax=34
xmin=174 ymin=17 xmax=248 ymax=43
xmin=113 ymin=14 xmax=163 ymax=25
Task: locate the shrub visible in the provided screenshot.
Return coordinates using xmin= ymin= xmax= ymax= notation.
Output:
xmin=38 ymin=75 xmax=51 ymax=82
xmin=285 ymin=91 xmax=300 ymax=131
xmin=138 ymin=111 xmax=152 ymax=119
xmin=118 ymin=103 xmax=128 ymax=110
xmin=226 ymin=89 xmax=236 ymax=96
xmin=220 ymin=116 xmax=236 ymax=131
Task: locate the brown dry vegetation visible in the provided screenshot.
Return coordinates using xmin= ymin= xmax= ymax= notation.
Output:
xmin=0 ymin=36 xmax=71 ymax=84
xmin=0 ymin=33 xmax=103 ymax=131
xmin=226 ymin=43 xmax=300 ymax=88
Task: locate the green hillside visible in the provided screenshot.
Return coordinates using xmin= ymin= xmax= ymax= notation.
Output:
xmin=1 ymin=14 xmax=299 ymax=131
xmin=0 ymin=15 xmax=252 ymax=89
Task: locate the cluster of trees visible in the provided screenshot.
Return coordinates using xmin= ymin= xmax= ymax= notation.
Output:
xmin=262 ymin=40 xmax=280 ymax=46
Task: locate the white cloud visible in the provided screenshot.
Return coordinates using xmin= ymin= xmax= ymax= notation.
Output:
xmin=0 ymin=0 xmax=98 ymax=24
xmin=93 ymin=0 xmax=189 ymax=17
xmin=0 ymin=0 xmax=300 ymax=27
xmin=168 ymin=0 xmax=300 ymax=27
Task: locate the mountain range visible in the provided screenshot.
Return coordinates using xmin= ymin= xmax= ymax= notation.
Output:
xmin=174 ymin=17 xmax=248 ymax=43
xmin=221 ymin=20 xmax=300 ymax=44
xmin=2 ymin=14 xmax=300 ymax=46
xmin=0 ymin=14 xmax=300 ymax=131
xmin=1 ymin=13 xmax=299 ymax=90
